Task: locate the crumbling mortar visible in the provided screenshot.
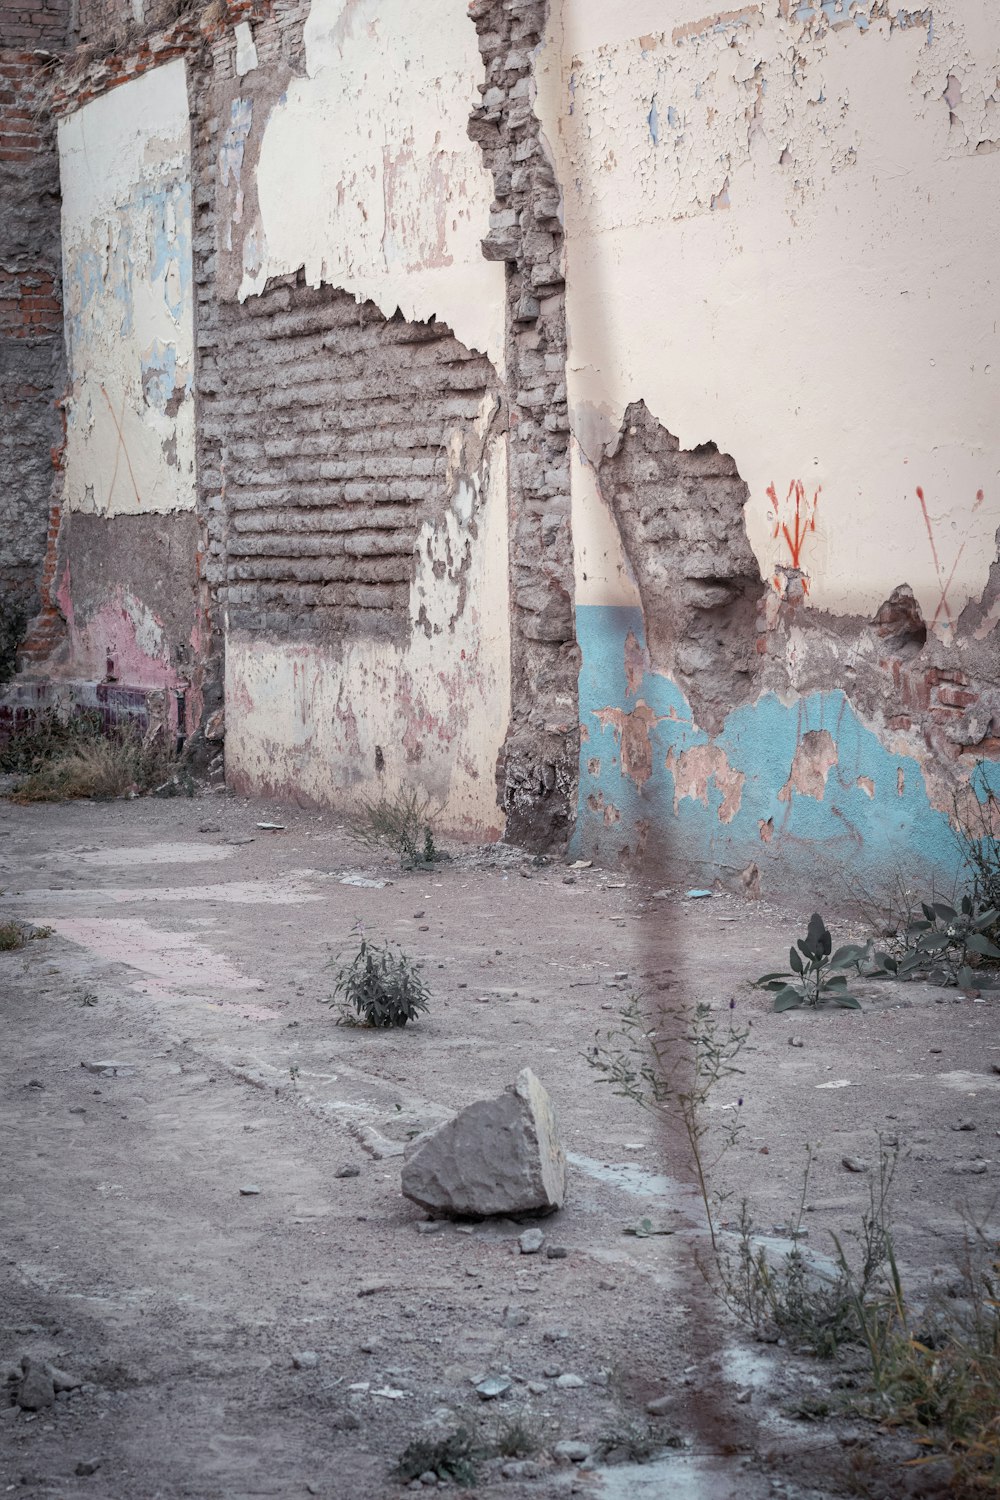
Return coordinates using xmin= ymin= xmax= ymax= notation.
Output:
xmin=469 ymin=0 xmax=578 ymax=852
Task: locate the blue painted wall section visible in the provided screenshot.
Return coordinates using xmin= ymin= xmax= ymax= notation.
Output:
xmin=572 ymin=604 xmax=999 ymax=889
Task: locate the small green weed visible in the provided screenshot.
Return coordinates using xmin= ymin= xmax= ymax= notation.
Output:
xmin=755 ymin=913 xmax=864 ymax=1011
xmin=588 ymin=994 xmax=747 ymax=1248
xmin=0 ymin=921 xmax=25 ymax=952
xmin=326 ymin=935 xmax=429 ymax=1028
xmin=351 ymin=784 xmax=444 ymax=868
xmin=3 ymin=710 xmax=179 ymax=803
xmin=0 ymin=922 xmax=51 ymax=952
xmin=718 ymin=1145 xmax=898 ymax=1359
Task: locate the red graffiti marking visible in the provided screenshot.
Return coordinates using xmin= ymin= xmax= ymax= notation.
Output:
xmin=767 ymin=479 xmax=819 ymax=592
xmin=916 ymin=485 xmax=985 ymax=631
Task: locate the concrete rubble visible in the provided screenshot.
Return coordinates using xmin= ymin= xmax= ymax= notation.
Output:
xmin=401 ymin=1066 xmax=566 ymax=1217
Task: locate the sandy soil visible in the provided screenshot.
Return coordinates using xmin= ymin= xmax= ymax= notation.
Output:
xmin=1 ymin=791 xmax=998 ymax=1500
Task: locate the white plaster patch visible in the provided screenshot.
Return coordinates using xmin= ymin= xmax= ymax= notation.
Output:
xmin=58 ymin=60 xmax=196 ymax=517
xmin=539 ymin=1 xmax=1000 ymax=632
xmin=241 ymin=0 xmax=505 ymax=372
xmin=234 ymin=21 xmax=258 ymax=76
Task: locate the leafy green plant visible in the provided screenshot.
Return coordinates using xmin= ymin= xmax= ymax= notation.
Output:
xmin=326 ymin=935 xmax=430 ymax=1028
xmin=588 ymin=995 xmax=748 ymax=1248
xmin=872 ymin=896 xmax=1000 ymax=988
xmin=351 ymin=784 xmax=444 ymax=868
xmin=755 ymin=913 xmax=864 ymax=1010
xmin=394 ymin=1425 xmax=478 ymax=1485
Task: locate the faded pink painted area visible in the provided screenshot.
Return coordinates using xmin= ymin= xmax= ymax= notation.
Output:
xmin=49 ymin=916 xmax=257 ymax=992
xmin=54 ymin=568 xmax=180 ymax=695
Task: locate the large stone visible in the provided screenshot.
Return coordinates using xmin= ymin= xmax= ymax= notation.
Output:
xmin=16 ymin=1358 xmax=55 ymax=1411
xmin=401 ymin=1068 xmax=565 ymax=1217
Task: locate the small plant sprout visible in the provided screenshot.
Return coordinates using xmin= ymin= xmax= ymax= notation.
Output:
xmin=350 ymin=783 xmax=444 ymax=869
xmin=326 ymin=934 xmax=430 ymax=1028
xmin=587 ymin=994 xmax=748 ymax=1248
xmin=756 ymin=913 xmax=864 ymax=1011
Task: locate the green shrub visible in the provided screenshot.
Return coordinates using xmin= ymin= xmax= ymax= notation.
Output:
xmin=326 ymin=936 xmax=430 ymax=1028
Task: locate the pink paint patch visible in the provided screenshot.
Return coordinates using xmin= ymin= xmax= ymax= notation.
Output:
xmin=49 ymin=917 xmax=257 ymax=993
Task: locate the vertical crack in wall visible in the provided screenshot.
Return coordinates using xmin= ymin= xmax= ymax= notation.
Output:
xmin=469 ymin=0 xmax=578 ymax=850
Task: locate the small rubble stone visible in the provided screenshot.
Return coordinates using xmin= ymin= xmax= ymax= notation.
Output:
xmin=474 ymin=1374 xmax=512 ymax=1400
xmin=555 ymin=1373 xmax=584 ymax=1389
xmin=16 ymin=1359 xmax=54 ymax=1411
xmin=841 ymin=1156 xmax=870 ymax=1173
xmin=335 ymin=1164 xmax=361 ymax=1179
xmin=292 ymin=1351 xmax=319 ymax=1370
xmin=953 ymin=1160 xmax=988 ymax=1175
xmin=545 ymin=1245 xmax=567 ymax=1259
xmin=50 ymin=1366 xmax=81 ymax=1393
xmin=519 ymin=1228 xmax=544 ymax=1254
xmin=74 ymin=1460 xmax=101 ymax=1477
xmin=239 ymin=1184 xmax=261 ymax=1195
xmin=646 ymin=1395 xmax=674 ymax=1416
xmin=503 ymin=1305 xmax=529 ymax=1328
xmin=401 ymin=1069 xmax=565 ymax=1217
xmin=788 ymin=1036 xmax=804 ymax=1048
xmin=553 ymin=1440 xmax=590 ymax=1463
xmin=501 ymin=1460 xmax=545 ymax=1479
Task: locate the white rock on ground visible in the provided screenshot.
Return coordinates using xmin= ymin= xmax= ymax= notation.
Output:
xmin=401 ymin=1068 xmax=565 ymax=1217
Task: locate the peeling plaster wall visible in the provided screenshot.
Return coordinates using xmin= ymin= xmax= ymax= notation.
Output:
xmin=197 ymin=0 xmax=515 ymax=834
xmin=59 ymin=59 xmax=196 ymax=519
xmin=537 ymin=0 xmax=1000 ymax=888
xmin=240 ymin=0 xmax=506 ymax=373
xmin=38 ymin=60 xmax=203 ymax=732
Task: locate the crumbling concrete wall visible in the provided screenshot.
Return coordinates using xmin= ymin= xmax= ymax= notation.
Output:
xmin=0 ymin=0 xmax=69 ymax=680
xmin=537 ymin=0 xmax=1000 ymax=891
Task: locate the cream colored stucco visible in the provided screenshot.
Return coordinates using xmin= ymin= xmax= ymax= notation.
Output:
xmin=241 ymin=0 xmax=506 ymax=372
xmin=538 ymin=1 xmax=1000 ymax=634
xmin=225 ymin=408 xmax=511 ymax=834
xmin=58 ymin=60 xmax=196 ymax=516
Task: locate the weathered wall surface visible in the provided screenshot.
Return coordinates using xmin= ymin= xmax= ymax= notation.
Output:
xmin=537 ymin=0 xmax=1000 ymax=889
xmin=0 ymin=0 xmax=70 ymax=678
xmin=59 ymin=59 xmax=195 ymax=519
xmin=30 ymin=57 xmax=205 ymax=731
xmin=195 ymin=0 xmax=519 ymax=831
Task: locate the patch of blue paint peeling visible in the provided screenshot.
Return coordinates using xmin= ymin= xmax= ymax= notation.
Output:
xmin=571 ymin=604 xmax=989 ymax=890
xmin=647 ymin=96 xmax=659 ymax=146
xmin=666 ymin=104 xmax=680 ymax=128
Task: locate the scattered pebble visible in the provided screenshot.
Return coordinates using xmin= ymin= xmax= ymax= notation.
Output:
xmin=555 ymin=1373 xmax=584 ymax=1389
xmin=841 ymin=1156 xmax=869 ymax=1173
xmin=788 ymin=1036 xmax=804 ymax=1048
xmin=335 ymin=1165 xmax=361 ymax=1179
xmin=239 ymin=1184 xmax=261 ymax=1196
xmin=553 ymin=1440 xmax=591 ymax=1463
xmin=545 ymin=1245 xmax=568 ymax=1260
xmin=292 ymin=1351 xmax=319 ymax=1370
xmin=952 ymin=1160 xmax=988 ymax=1175
xmin=646 ymin=1395 xmax=673 ymax=1416
xmin=519 ymin=1228 xmax=544 ymax=1255
xmin=74 ymin=1460 xmax=101 ymax=1477
xmin=415 ymin=1220 xmax=444 ymax=1235
xmin=503 ymin=1305 xmax=529 ymax=1328
xmin=474 ymin=1374 xmax=511 ymax=1400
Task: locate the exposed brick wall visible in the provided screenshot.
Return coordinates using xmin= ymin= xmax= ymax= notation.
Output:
xmin=209 ymin=281 xmax=497 ymax=643
xmin=470 ymin=0 xmax=578 ymax=849
xmin=0 ymin=0 xmax=69 ymax=48
xmin=0 ymin=33 xmax=69 ymax=678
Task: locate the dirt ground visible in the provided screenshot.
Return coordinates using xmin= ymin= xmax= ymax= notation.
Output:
xmin=2 ymin=790 xmax=998 ymax=1500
